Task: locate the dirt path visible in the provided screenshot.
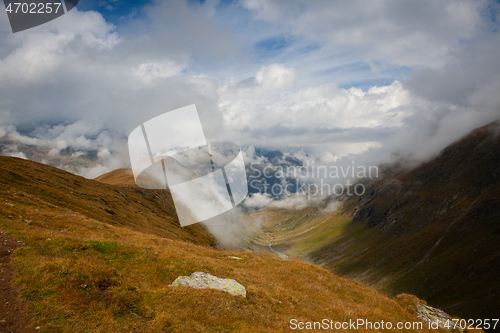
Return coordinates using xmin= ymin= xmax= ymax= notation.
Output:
xmin=0 ymin=228 xmax=38 ymax=333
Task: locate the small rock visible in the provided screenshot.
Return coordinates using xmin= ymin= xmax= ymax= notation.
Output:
xmin=416 ymin=303 xmax=458 ymax=330
xmin=228 ymin=256 xmax=243 ymax=260
xmin=170 ymin=272 xmax=246 ymax=297
xmin=7 ymin=215 xmax=14 ymax=219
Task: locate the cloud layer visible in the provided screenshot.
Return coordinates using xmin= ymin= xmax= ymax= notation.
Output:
xmin=0 ymin=0 xmax=498 ymax=183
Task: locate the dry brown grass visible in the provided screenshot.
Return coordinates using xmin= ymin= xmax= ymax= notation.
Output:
xmin=3 ymin=213 xmax=456 ymax=332
xmin=94 ymin=168 xmax=137 ymax=186
xmin=0 ymin=157 xmax=479 ymax=332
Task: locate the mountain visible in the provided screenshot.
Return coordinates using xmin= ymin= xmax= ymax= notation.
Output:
xmin=246 ymin=121 xmax=500 ymax=325
xmin=246 ymin=148 xmax=304 ymax=200
xmin=0 ymin=156 xmax=472 ymax=332
xmin=0 ymin=156 xmax=214 ymax=245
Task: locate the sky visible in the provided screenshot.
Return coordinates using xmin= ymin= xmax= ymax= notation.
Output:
xmin=0 ymin=0 xmax=499 ymax=179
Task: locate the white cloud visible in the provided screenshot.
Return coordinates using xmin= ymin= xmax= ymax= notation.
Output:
xmin=255 ymin=63 xmax=297 ymax=91
xmin=0 ymin=144 xmax=27 ymax=159
xmin=244 ymin=192 xmax=311 ymax=210
xmin=0 ymin=0 xmax=497 ymax=191
xmin=219 ymin=63 xmax=297 ymax=101
xmin=97 ymin=148 xmax=111 ymax=159
xmin=243 ymin=192 xmax=274 ymax=209
xmin=242 ymin=0 xmax=485 ymax=68
xmin=48 ymin=148 xmax=59 ymax=156
xmin=133 ymin=60 xmax=186 ymax=85
xmin=7 ymin=151 xmax=27 ymax=159
xmin=219 ymin=75 xmax=412 ymax=151
xmin=72 ymin=151 xmax=86 ymax=158
xmin=0 ymin=10 xmax=119 ymax=87
xmin=72 ymin=157 xmax=123 ymax=179
xmin=140 ymin=0 xmax=239 ymax=61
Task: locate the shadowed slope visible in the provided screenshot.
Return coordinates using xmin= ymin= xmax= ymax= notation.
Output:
xmin=247 ymin=122 xmax=500 ymax=325
xmin=324 ymin=121 xmax=500 ymax=320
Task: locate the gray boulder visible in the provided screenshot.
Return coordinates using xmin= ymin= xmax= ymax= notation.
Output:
xmin=416 ymin=303 xmax=462 ymax=331
xmin=169 ymin=272 xmax=246 ymax=297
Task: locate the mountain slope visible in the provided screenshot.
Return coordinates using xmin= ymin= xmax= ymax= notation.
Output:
xmin=324 ymin=122 xmax=500 ymax=319
xmin=94 ymin=168 xmax=136 ymax=186
xmin=0 ymin=157 xmax=470 ymax=332
xmin=247 ymin=122 xmax=500 ymax=324
xmin=0 ymin=156 xmax=214 ymax=245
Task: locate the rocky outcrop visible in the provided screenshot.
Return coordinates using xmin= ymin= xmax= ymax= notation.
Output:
xmin=416 ymin=303 xmax=454 ymax=330
xmin=169 ymin=272 xmax=246 ymax=297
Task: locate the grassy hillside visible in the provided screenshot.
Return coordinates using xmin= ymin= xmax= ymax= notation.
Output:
xmin=246 ymin=122 xmax=500 ymax=324
xmin=94 ymin=168 xmax=137 ymax=186
xmin=0 ymin=156 xmax=471 ymax=332
xmin=243 ymin=202 xmax=350 ymax=259
xmin=0 ymin=156 xmax=213 ymax=245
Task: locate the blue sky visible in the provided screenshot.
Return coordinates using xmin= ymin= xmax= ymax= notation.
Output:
xmin=74 ymin=0 xmax=415 ymax=89
xmin=76 ymin=0 xmax=152 ymax=24
xmin=71 ymin=0 xmax=500 ymax=92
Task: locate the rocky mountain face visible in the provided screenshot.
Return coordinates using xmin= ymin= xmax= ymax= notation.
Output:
xmin=246 ymin=149 xmax=304 ymax=200
xmin=350 ymin=122 xmax=500 ymax=236
xmin=313 ymin=121 xmax=500 ymax=322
